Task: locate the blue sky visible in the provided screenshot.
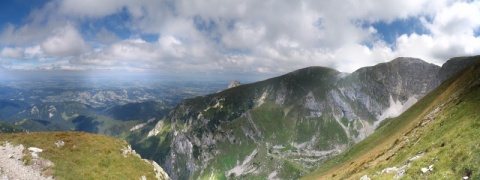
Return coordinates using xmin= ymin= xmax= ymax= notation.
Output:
xmin=0 ymin=0 xmax=479 ymax=81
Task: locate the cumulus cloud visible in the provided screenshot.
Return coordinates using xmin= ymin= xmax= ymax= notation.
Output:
xmin=71 ymin=38 xmax=159 ymax=67
xmin=0 ymin=1 xmax=64 ymax=46
xmin=333 ymin=43 xmax=395 ymax=72
xmin=70 ymin=36 xmax=219 ymax=73
xmin=1 ymin=0 xmax=479 ymax=78
xmin=394 ymin=1 xmax=480 ymax=64
xmin=57 ymin=0 xmax=129 ymax=18
xmin=1 ymin=47 xmax=24 ymax=59
xmin=424 ymin=1 xmax=480 ymax=36
xmin=24 ymin=46 xmax=45 ymax=59
xmin=41 ymin=24 xmax=89 ymax=57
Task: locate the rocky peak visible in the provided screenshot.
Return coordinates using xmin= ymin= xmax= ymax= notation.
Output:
xmin=390 ymin=57 xmax=429 ymax=64
xmin=438 ymin=55 xmax=480 ymax=82
xmin=227 ymin=80 xmax=241 ymax=89
xmin=353 ymin=57 xmax=440 ymax=96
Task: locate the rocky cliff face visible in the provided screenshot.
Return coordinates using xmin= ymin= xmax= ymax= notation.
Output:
xmin=337 ymin=58 xmax=440 ymax=128
xmin=146 ymin=56 xmax=477 ymax=179
xmin=437 ymin=56 xmax=480 ymax=82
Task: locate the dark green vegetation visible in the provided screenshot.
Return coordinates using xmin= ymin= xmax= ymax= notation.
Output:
xmin=125 ymin=119 xmax=173 ymax=166
xmin=0 ymin=100 xmax=29 ymax=119
xmin=0 ymin=100 xmax=171 ymax=138
xmin=103 ymin=101 xmax=171 ymax=121
xmin=303 ymin=56 xmax=480 ymax=179
xmin=0 ymin=122 xmax=24 ymax=133
xmin=0 ymin=132 xmax=158 ymax=179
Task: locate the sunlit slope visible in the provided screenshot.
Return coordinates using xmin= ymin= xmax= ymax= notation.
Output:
xmin=0 ymin=132 xmax=165 ymax=179
xmin=303 ymin=57 xmax=480 ymax=179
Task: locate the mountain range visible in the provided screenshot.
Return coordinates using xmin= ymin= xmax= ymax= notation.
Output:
xmin=1 ymin=55 xmax=478 ymax=180
xmin=135 ymin=56 xmax=479 ymax=179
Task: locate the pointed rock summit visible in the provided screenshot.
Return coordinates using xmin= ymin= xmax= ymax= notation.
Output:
xmin=227 ymin=80 xmax=241 ymax=89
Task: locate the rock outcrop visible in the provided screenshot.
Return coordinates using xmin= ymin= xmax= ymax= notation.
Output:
xmin=0 ymin=142 xmax=54 ymax=180
xmin=122 ymin=144 xmax=171 ymax=180
xmin=228 ymin=80 xmax=241 ymax=89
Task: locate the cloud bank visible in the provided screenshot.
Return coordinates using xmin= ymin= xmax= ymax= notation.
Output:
xmin=0 ymin=0 xmax=479 ymax=79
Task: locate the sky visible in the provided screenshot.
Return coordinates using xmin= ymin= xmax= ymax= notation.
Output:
xmin=0 ymin=0 xmax=480 ymax=81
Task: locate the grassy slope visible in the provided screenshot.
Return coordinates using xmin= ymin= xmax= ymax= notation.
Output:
xmin=303 ymin=59 xmax=480 ymax=179
xmin=195 ymin=101 xmax=351 ymax=179
xmin=126 ymin=120 xmax=172 ymax=165
xmin=0 ymin=132 xmax=157 ymax=180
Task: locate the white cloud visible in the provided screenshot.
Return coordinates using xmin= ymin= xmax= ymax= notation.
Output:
xmin=395 ymin=33 xmax=436 ymax=61
xmin=424 ymin=1 xmax=480 ymax=36
xmin=222 ymin=22 xmax=266 ymax=50
xmin=334 ymin=43 xmax=395 ymax=72
xmin=0 ymin=1 xmax=65 ymax=45
xmin=24 ymin=46 xmax=45 ymax=59
xmin=70 ymin=36 xmax=218 ymax=72
xmin=1 ymin=0 xmax=479 ymax=78
xmin=70 ymin=38 xmax=162 ymax=68
xmin=41 ymin=24 xmax=89 ymax=57
xmin=159 ymin=36 xmax=185 ymax=58
xmin=58 ymin=0 xmax=129 ymax=18
xmin=395 ymin=33 xmax=480 ymax=64
xmin=394 ymin=1 xmax=480 ymax=64
xmin=1 ymin=47 xmax=24 ymax=59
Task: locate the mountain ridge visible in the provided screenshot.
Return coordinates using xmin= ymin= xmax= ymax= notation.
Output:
xmin=303 ymin=55 xmax=480 ymax=180
xmin=139 ymin=56 xmax=478 ymax=179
